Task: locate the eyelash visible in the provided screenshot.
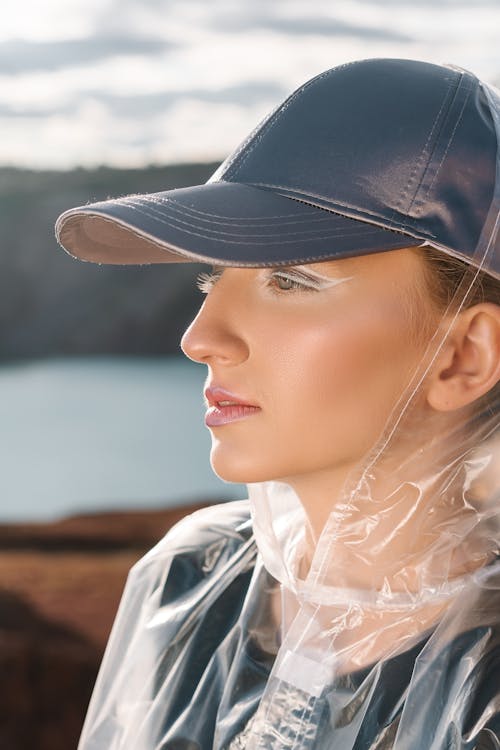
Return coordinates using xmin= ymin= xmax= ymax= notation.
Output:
xmin=196 ymin=270 xmax=224 ymax=294
xmin=196 ymin=269 xmax=321 ymax=295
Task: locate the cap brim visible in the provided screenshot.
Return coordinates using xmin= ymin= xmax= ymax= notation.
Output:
xmin=55 ymin=181 xmax=421 ymax=267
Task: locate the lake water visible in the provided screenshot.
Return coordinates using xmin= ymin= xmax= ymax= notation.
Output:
xmin=0 ymin=357 xmax=245 ymax=521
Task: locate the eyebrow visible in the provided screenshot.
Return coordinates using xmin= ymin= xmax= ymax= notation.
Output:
xmin=208 ymin=260 xmax=356 ymax=277
xmin=309 ymin=258 xmax=358 ymax=273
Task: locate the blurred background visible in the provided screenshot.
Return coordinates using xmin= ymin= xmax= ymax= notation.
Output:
xmin=1 ymin=1 xmax=499 ymax=747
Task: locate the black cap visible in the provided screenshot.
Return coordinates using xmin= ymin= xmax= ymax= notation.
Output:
xmin=55 ymin=58 xmax=500 ymax=279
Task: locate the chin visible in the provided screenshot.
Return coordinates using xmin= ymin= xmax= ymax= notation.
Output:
xmin=210 ymin=461 xmax=263 ymax=485
xmin=209 ymin=448 xmax=283 ymax=485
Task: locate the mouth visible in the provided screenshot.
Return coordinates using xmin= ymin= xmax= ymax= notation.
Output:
xmin=204 ymin=386 xmax=261 ymax=427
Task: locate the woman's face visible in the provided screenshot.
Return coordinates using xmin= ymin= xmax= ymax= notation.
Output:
xmin=181 ymin=248 xmax=435 ymax=490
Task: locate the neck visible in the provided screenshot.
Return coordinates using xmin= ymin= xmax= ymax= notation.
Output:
xmin=285 ymin=456 xmax=492 ymax=595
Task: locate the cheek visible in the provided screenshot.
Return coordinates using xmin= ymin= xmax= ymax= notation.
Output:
xmin=270 ymin=308 xmax=422 ymax=460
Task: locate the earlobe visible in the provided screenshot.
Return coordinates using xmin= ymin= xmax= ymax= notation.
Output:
xmin=426 ymin=304 xmax=500 ymax=412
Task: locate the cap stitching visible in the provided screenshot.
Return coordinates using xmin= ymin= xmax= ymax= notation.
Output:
xmin=416 ymin=82 xmax=472 ymax=211
xmin=237 ymin=181 xmax=440 ymax=239
xmin=134 ymin=193 xmax=311 ymax=222
xmin=123 ymin=197 xmax=327 ymax=227
xmin=391 ymin=76 xmax=459 ymax=223
xmin=128 ymin=195 xmax=337 ymax=227
xmin=120 ymin=198 xmax=371 ymax=237
xmin=119 ymin=202 xmax=382 ymax=241
xmin=109 ymin=201 xmax=389 ymax=244
xmin=165 ymin=198 xmax=332 ymax=227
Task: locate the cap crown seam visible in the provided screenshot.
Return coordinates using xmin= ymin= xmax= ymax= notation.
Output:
xmin=223 ymin=68 xmax=339 ymax=181
xmin=413 ymin=81 xmax=472 ymax=216
xmin=390 ymin=75 xmax=461 ymax=227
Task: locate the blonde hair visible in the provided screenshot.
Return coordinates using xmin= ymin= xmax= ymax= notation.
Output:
xmin=420 ymin=246 xmax=500 ymax=311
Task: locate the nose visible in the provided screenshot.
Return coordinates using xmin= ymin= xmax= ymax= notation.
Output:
xmin=180 ymin=278 xmax=250 ymax=367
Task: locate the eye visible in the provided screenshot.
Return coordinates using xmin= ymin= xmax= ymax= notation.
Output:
xmin=267 ymin=269 xmax=321 ymax=293
xmin=196 ymin=269 xmax=224 ymax=294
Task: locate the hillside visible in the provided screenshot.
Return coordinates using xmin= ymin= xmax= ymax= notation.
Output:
xmin=0 ymin=501 xmax=208 ymax=749
xmin=0 ymin=163 xmax=218 ymax=359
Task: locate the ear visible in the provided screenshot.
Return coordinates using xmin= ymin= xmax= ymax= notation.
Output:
xmin=426 ymin=303 xmax=500 ymax=412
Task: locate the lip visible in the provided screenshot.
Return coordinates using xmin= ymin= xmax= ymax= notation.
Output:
xmin=204 ymin=386 xmax=258 ymax=408
xmin=204 ymin=386 xmax=261 ymax=427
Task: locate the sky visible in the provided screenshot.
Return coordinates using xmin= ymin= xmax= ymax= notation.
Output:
xmin=1 ymin=0 xmax=500 ymax=169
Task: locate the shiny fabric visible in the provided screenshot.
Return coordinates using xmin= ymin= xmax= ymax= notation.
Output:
xmin=55 ymin=60 xmax=500 ymax=280
xmin=78 ymin=501 xmax=500 ymax=750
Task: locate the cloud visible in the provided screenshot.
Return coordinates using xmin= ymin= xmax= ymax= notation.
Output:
xmin=0 ymin=81 xmax=285 ymax=119
xmin=0 ymin=34 xmax=174 ymax=75
xmin=99 ymin=81 xmax=286 ymax=115
xmin=357 ymin=0 xmax=491 ymax=4
xmin=213 ymin=13 xmax=413 ymax=42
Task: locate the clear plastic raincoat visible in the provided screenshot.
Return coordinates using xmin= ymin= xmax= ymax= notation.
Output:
xmin=64 ymin=64 xmax=500 ymax=750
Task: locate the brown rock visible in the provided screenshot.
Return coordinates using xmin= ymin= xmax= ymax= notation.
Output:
xmin=0 ymin=589 xmax=98 ymax=750
xmin=0 ymin=502 xmax=209 ymax=749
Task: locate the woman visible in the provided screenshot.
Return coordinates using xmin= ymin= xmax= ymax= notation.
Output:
xmin=56 ymin=59 xmax=499 ymax=749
